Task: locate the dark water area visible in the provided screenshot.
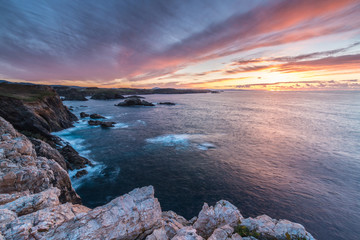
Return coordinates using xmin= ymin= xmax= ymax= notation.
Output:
xmin=56 ymin=91 xmax=360 ymax=240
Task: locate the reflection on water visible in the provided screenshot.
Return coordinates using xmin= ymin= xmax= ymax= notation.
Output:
xmin=58 ymin=91 xmax=360 ymax=240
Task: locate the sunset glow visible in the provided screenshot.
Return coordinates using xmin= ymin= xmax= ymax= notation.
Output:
xmin=0 ymin=0 xmax=359 ymax=90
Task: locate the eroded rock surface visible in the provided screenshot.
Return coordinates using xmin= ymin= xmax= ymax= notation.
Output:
xmin=241 ymin=215 xmax=315 ymax=240
xmin=193 ymin=200 xmax=243 ymax=238
xmin=45 ymin=186 xmax=162 ymax=240
xmin=0 ymin=117 xmax=80 ymax=204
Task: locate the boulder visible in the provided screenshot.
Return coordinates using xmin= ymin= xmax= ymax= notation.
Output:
xmin=58 ymin=144 xmax=92 ymax=170
xmin=241 ymin=215 xmax=315 ymax=240
xmin=115 ymin=98 xmax=155 ymax=107
xmin=75 ymin=169 xmax=88 ymax=178
xmin=89 ymin=113 xmax=106 ymax=119
xmin=0 ymin=188 xmax=60 ymax=216
xmin=80 ymin=112 xmax=89 ymax=118
xmin=1 ymin=202 xmax=90 ymax=240
xmin=193 ymin=200 xmax=243 ymax=238
xmin=100 ymin=122 xmax=116 ymax=128
xmin=172 ymin=226 xmax=204 ymax=240
xmin=45 ymin=186 xmax=162 ymax=240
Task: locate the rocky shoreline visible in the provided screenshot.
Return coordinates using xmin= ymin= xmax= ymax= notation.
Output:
xmin=0 ymin=83 xmax=315 ymax=240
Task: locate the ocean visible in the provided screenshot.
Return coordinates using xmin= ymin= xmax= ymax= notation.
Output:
xmin=55 ymin=91 xmax=360 ymax=240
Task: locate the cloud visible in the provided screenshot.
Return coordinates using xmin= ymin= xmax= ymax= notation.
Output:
xmin=0 ymin=0 xmax=359 ymax=85
xmin=236 ymin=79 xmax=360 ymax=90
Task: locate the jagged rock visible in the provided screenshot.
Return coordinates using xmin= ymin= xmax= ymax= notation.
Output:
xmin=89 ymin=113 xmax=105 ymax=119
xmin=75 ymin=169 xmax=88 ymax=178
xmin=0 ymin=209 xmax=17 ymax=226
xmin=172 ymin=226 xmax=204 ymax=240
xmin=115 ymin=98 xmax=155 ymax=107
xmin=58 ymin=144 xmax=92 ymax=170
xmin=0 ymin=188 xmax=60 ymax=216
xmin=0 ymin=117 xmax=81 ymax=204
xmin=80 ymin=112 xmax=89 ymax=118
xmin=159 ymin=102 xmax=175 ymax=105
xmin=30 ymin=138 xmax=67 ymax=170
xmin=1 ymin=202 xmax=90 ymax=240
xmin=193 ymin=200 xmax=243 ymax=238
xmin=161 ymin=211 xmax=189 ymax=238
xmin=241 ymin=215 xmax=315 ymax=240
xmin=45 ymin=186 xmax=162 ymax=240
xmin=208 ymin=225 xmax=234 ymax=240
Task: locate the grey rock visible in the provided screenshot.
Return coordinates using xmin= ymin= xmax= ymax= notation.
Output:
xmin=193 ymin=200 xmax=243 ymax=238
xmin=0 ymin=209 xmax=17 ymax=226
xmin=241 ymin=215 xmax=315 ymax=240
xmin=0 ymin=188 xmax=60 ymax=216
xmin=208 ymin=225 xmax=234 ymax=240
xmin=45 ymin=186 xmax=162 ymax=240
xmin=1 ymin=202 xmax=90 ymax=240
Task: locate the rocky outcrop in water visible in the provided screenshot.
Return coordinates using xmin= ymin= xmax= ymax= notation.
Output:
xmin=159 ymin=102 xmax=176 ymax=105
xmin=58 ymin=144 xmax=93 ymax=170
xmin=80 ymin=112 xmax=89 ymax=118
xmin=115 ymin=97 xmax=155 ymax=107
xmin=90 ymin=113 xmax=106 ymax=119
xmin=0 ymin=115 xmax=315 ymax=240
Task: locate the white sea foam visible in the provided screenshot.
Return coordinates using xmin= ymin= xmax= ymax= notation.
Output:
xmin=197 ymin=142 xmax=216 ymax=150
xmin=146 ymin=134 xmax=190 ymax=147
xmin=69 ymin=163 xmax=105 ymax=189
xmin=113 ymin=123 xmax=129 ymax=129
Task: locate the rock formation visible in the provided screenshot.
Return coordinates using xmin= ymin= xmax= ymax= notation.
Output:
xmin=80 ymin=112 xmax=89 ymax=118
xmin=0 ymin=117 xmax=80 ymax=204
xmin=115 ymin=97 xmax=155 ymax=107
xmin=89 ymin=113 xmax=106 ymax=119
xmin=0 ymin=84 xmax=77 ymax=141
xmin=91 ymin=92 xmax=124 ymax=100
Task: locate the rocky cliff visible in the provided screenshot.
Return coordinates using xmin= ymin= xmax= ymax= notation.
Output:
xmin=0 ymin=82 xmax=77 ymax=142
xmin=0 ymin=117 xmax=315 ymax=240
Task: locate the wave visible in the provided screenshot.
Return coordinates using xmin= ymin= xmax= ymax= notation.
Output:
xmin=146 ymin=134 xmax=190 ymax=147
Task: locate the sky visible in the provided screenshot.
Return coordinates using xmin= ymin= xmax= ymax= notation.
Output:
xmin=0 ymin=0 xmax=359 ymax=90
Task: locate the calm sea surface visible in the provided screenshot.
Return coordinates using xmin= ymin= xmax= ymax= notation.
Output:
xmin=56 ymin=91 xmax=360 ymax=240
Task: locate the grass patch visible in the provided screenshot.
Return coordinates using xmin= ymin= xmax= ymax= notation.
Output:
xmin=0 ymin=83 xmax=55 ymax=102
xmin=234 ymin=225 xmax=260 ymax=238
